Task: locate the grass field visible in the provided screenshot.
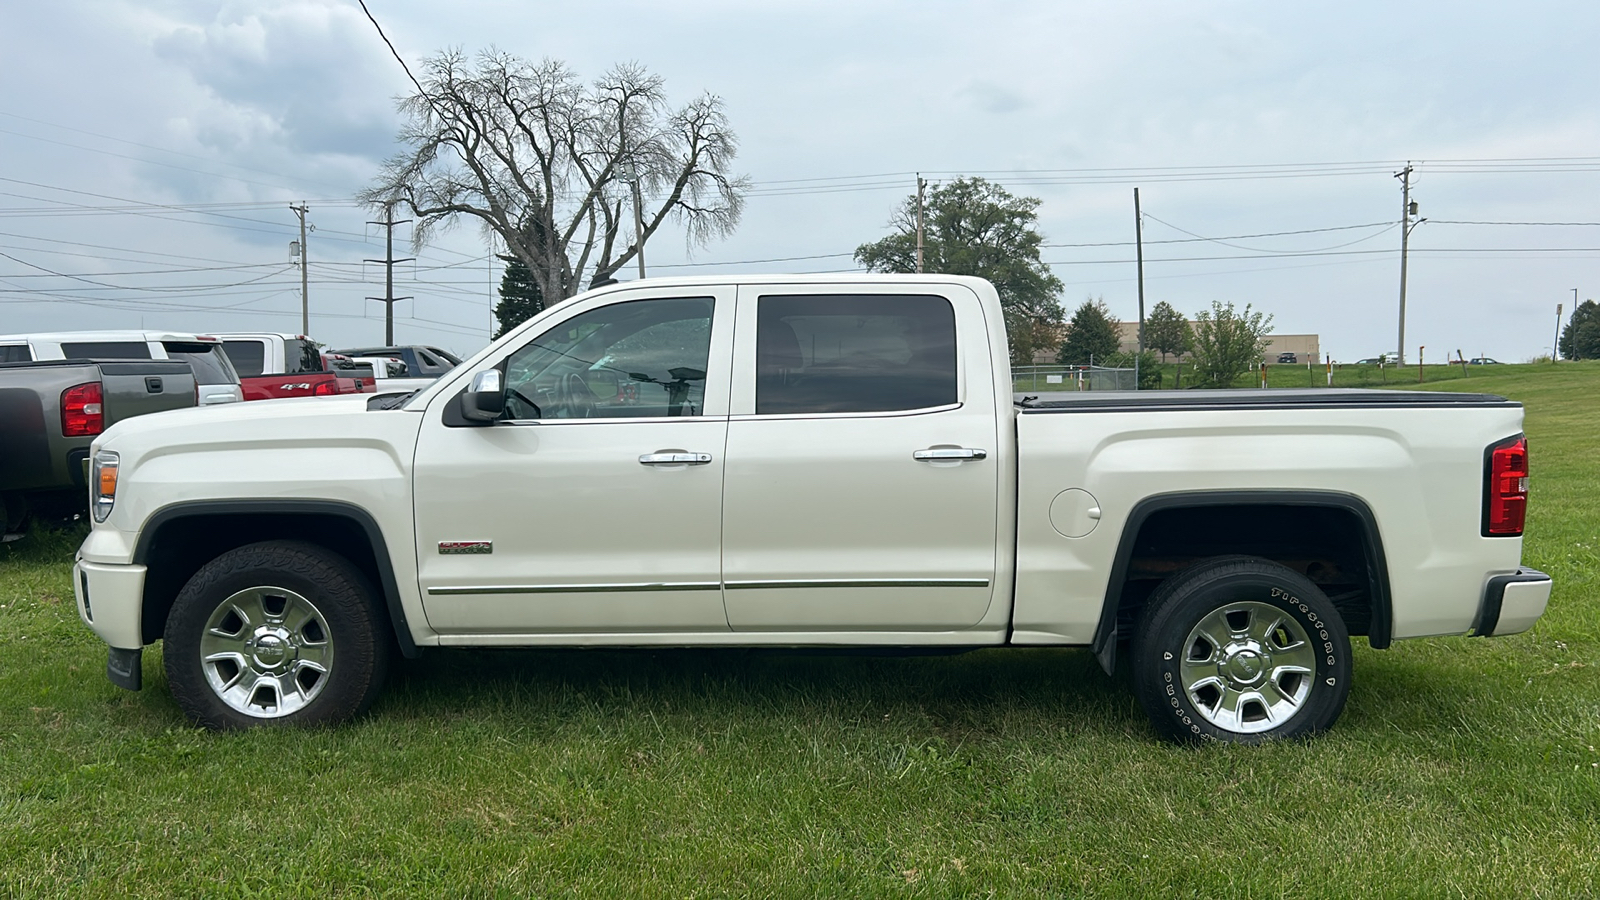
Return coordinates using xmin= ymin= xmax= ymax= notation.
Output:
xmin=2 ymin=364 xmax=1597 ymax=898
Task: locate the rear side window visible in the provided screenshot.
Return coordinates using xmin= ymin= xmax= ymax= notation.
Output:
xmin=284 ymin=339 xmax=323 ymax=374
xmin=0 ymin=345 xmax=31 ymax=363
xmin=426 ymin=346 xmax=462 ymax=365
xmin=221 ymin=340 xmax=266 ymax=377
xmin=61 ymin=341 xmax=151 ymax=359
xmin=755 ymin=294 xmax=957 ymax=415
xmin=162 ymin=342 xmax=239 ymax=385
xmin=415 ymin=348 xmax=448 ymax=374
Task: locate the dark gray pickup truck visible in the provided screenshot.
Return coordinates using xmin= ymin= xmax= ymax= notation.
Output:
xmin=0 ymin=359 xmax=196 ymax=535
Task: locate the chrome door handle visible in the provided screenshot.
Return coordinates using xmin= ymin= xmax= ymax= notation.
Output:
xmin=638 ymin=452 xmax=713 ymax=466
xmin=913 ymin=447 xmax=987 ymax=461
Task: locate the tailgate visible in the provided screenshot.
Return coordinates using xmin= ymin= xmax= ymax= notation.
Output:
xmin=97 ymin=360 xmax=196 ymax=426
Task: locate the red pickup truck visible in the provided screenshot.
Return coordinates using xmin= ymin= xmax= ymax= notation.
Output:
xmin=213 ymin=333 xmax=374 ymax=401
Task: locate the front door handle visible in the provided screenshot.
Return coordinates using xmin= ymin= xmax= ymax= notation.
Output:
xmin=639 ymin=452 xmax=713 ymax=466
xmin=913 ymin=447 xmax=987 ymax=461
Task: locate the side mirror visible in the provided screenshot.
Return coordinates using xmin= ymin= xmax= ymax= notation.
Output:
xmin=460 ymin=369 xmax=505 ymax=422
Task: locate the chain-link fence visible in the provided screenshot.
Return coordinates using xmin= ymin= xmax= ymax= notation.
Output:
xmin=1012 ymin=365 xmax=1137 ymax=392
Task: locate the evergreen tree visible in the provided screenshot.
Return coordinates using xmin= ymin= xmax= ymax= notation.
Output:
xmin=1058 ymin=298 xmax=1122 ymax=366
xmin=493 ymin=253 xmax=545 ymax=338
xmin=1559 ymin=299 xmax=1600 ymax=360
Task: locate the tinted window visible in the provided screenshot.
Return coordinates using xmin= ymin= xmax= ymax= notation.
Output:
xmin=0 ymin=345 xmax=31 ymax=363
xmin=284 ymin=339 xmax=323 ymax=374
xmin=222 ymin=340 xmax=265 ymax=377
xmin=61 ymin=341 xmax=151 ymax=359
xmin=503 ymin=297 xmax=714 ymax=419
xmin=755 ymin=294 xmax=957 ymax=415
xmin=427 ymin=346 xmax=462 ymax=365
xmin=415 ymin=348 xmax=448 ymax=373
xmin=163 ymin=342 xmax=239 ymax=385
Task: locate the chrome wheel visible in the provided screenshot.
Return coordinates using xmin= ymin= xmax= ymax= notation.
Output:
xmin=1178 ymin=600 xmax=1316 ymax=734
xmin=198 ymin=586 xmax=334 ymax=718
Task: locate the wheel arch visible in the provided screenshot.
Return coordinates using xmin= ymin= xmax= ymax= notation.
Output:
xmin=132 ymin=499 xmax=419 ymax=657
xmin=1093 ymin=490 xmax=1392 ymax=674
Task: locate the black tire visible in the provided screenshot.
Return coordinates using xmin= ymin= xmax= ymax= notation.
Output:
xmin=163 ymin=540 xmax=391 ymax=730
xmin=1131 ymin=556 xmax=1351 ymax=744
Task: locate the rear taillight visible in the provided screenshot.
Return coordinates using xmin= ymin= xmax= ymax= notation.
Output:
xmin=61 ymin=382 xmax=104 ymax=436
xmin=1484 ymin=435 xmax=1528 ymax=537
xmin=313 ymin=380 xmax=338 ymax=396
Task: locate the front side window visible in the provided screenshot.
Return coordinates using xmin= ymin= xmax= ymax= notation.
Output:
xmin=0 ymin=345 xmax=31 ymax=363
xmin=755 ymin=294 xmax=957 ymax=415
xmin=502 ymin=297 xmax=714 ymax=419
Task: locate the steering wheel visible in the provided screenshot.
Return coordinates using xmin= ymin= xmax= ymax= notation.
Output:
xmin=556 ymin=372 xmax=599 ymax=419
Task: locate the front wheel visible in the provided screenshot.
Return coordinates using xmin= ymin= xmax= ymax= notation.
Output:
xmin=1132 ymin=556 xmax=1352 ymax=744
xmin=163 ymin=541 xmax=390 ymax=730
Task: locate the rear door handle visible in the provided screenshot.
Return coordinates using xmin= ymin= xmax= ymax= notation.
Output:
xmin=639 ymin=452 xmax=713 ymax=466
xmin=913 ymin=447 xmax=987 ymax=461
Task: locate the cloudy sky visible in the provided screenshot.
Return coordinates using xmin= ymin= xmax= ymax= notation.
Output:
xmin=3 ymin=0 xmax=1597 ymax=361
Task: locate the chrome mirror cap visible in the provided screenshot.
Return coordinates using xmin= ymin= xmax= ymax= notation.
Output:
xmin=460 ymin=369 xmax=505 ymax=422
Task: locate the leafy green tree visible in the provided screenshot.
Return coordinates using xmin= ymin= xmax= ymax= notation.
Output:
xmin=493 ymin=253 xmax=546 ymax=337
xmin=1190 ymin=300 xmax=1274 ymax=388
xmin=855 ymin=177 xmax=1064 ymax=365
xmin=1058 ymin=298 xmax=1121 ymax=366
xmin=1559 ymin=299 xmax=1600 ymax=360
xmin=1144 ymin=300 xmax=1192 ymax=362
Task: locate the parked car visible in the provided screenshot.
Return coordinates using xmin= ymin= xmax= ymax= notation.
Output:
xmin=0 ymin=331 xmax=242 ymax=405
xmin=212 ymin=333 xmax=373 ymax=400
xmin=1469 ymin=358 xmax=1502 ymax=365
xmin=344 ymin=355 xmax=437 ymax=394
xmin=0 ymin=358 xmax=195 ymax=533
xmin=330 ymin=345 xmax=461 ymax=379
xmin=73 ymin=275 xmax=1549 ymax=744
xmin=1276 ymin=352 xmax=1298 ymax=364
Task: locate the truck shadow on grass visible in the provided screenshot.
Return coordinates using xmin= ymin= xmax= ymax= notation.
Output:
xmin=361 ymin=640 xmax=1519 ymax=745
xmin=377 ymin=646 xmax=1152 ymax=741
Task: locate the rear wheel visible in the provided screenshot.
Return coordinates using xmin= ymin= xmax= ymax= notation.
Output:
xmin=1132 ymin=556 xmax=1351 ymax=744
xmin=164 ymin=541 xmax=390 ymax=730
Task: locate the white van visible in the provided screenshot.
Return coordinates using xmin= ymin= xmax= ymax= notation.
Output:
xmin=0 ymin=331 xmax=243 ymax=405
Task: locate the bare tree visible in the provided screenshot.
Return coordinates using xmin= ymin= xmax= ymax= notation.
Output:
xmin=361 ymin=49 xmax=748 ymax=306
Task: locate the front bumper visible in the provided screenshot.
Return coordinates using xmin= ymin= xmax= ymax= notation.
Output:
xmin=1475 ymin=567 xmax=1552 ymax=637
xmin=72 ymin=557 xmax=147 ymax=652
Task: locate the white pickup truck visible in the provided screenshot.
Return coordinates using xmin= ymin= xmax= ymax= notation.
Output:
xmin=71 ymin=275 xmax=1551 ymax=743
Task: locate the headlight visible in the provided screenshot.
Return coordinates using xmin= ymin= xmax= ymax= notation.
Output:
xmin=91 ymin=450 xmax=119 ymax=523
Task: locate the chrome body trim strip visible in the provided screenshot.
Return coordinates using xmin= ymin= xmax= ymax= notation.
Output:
xmin=723 ymin=578 xmax=990 ymax=590
xmin=428 ymin=582 xmax=720 ymax=596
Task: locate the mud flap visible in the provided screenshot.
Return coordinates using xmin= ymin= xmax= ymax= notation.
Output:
xmin=107 ymin=647 xmax=142 ymax=691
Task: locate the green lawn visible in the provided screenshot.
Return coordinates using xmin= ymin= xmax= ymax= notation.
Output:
xmin=3 ymin=365 xmax=1598 ymax=898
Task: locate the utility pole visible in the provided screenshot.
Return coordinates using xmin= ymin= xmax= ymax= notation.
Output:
xmin=1395 ymin=164 xmax=1416 ymax=367
xmin=1134 ymin=187 xmax=1146 ymax=355
xmin=365 ymin=204 xmax=415 ymax=345
xmin=629 ymin=167 xmax=647 ymax=279
xmin=290 ymin=202 xmax=311 ymax=334
xmin=1554 ymin=297 xmax=1567 ymax=362
xmin=915 ymin=174 xmax=927 ymax=274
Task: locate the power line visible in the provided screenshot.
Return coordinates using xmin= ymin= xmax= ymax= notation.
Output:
xmin=0 ymin=109 xmax=356 ymax=194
